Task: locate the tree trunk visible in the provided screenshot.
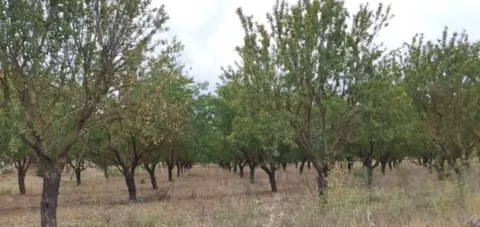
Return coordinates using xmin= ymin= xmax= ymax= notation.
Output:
xmin=18 ymin=168 xmax=27 ymax=195
xmin=145 ymin=163 xmax=158 ymax=190
xmin=15 ymin=158 xmax=31 ymax=195
xmin=299 ymin=159 xmax=306 ymax=174
xmin=40 ymin=165 xmax=63 ymax=227
xmin=306 ymin=157 xmax=329 ymax=199
xmin=74 ymin=169 xmax=81 ymax=186
xmin=366 ymin=165 xmax=373 ymax=187
xmin=316 ymin=173 xmax=328 ymax=199
xmin=248 ymin=164 xmax=255 ymax=184
xmin=167 ymin=164 xmax=174 ymax=182
xmin=239 ymin=165 xmax=244 ymax=178
xmin=103 ymin=167 xmax=109 ymax=179
xmin=281 ymin=163 xmax=287 ymax=171
xmin=149 ymin=171 xmax=157 ymax=189
xmin=176 ymin=163 xmax=181 ymax=177
xmin=347 ymin=159 xmax=353 ymax=172
xmin=261 ymin=166 xmax=278 ymax=193
xmin=124 ymin=173 xmax=137 ymax=201
xmin=380 ymin=162 xmax=386 ymax=175
xmin=266 ymin=170 xmax=277 ymax=192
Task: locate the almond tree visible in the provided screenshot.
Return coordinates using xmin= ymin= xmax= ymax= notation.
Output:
xmin=0 ymin=85 xmax=34 ymax=195
xmin=345 ymin=64 xmax=422 ymax=192
xmin=0 ymin=113 xmax=33 ymax=195
xmin=221 ymin=62 xmax=295 ymax=192
xmin=234 ymin=0 xmax=391 ymax=198
xmin=0 ymin=1 xmax=168 ymax=225
xmin=96 ymin=52 xmax=195 ymax=200
xmin=400 ymin=29 xmax=480 ymax=181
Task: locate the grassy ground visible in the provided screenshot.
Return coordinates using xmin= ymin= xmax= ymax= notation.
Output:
xmin=0 ymin=163 xmax=479 ymax=227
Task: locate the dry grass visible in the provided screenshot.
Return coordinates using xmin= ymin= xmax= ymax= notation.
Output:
xmin=1 ymin=163 xmax=479 ymax=227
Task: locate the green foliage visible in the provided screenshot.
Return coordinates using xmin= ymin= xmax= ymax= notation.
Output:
xmin=228 ymin=0 xmax=392 ymax=187
xmin=95 ymin=46 xmax=196 ymax=173
xmin=400 ymin=28 xmax=480 ymax=176
xmin=0 ymin=0 xmax=170 ymax=165
xmin=189 ymin=94 xmax=234 ymax=163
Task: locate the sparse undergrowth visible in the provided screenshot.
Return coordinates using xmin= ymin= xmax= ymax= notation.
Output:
xmin=1 ymin=164 xmax=479 ymax=227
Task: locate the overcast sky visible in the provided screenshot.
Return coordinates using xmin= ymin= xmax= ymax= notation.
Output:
xmin=155 ymin=0 xmax=480 ymax=91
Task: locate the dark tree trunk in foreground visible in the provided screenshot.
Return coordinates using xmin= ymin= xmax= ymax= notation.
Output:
xmin=18 ymin=170 xmax=27 ymax=195
xmin=268 ymin=172 xmax=277 ymax=192
xmin=103 ymin=167 xmax=109 ymax=179
xmin=144 ymin=163 xmax=158 ymax=189
xmin=305 ymin=155 xmax=330 ymax=199
xmin=239 ymin=165 xmax=244 ymax=177
xmin=347 ymin=158 xmax=353 ymax=172
xmin=261 ymin=165 xmax=278 ymax=193
xmin=167 ymin=162 xmax=174 ymax=182
xmin=124 ymin=172 xmax=137 ymax=201
xmin=74 ymin=169 xmax=81 ymax=186
xmin=41 ymin=165 xmax=63 ymax=227
xmin=238 ymin=161 xmax=247 ymax=178
xmin=15 ymin=158 xmax=31 ymax=195
xmin=316 ymin=173 xmax=328 ymax=198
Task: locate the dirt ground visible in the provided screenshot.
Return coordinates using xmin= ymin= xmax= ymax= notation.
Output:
xmin=1 ymin=163 xmax=479 ymax=227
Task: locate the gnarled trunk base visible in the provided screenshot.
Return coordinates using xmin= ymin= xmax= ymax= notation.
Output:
xmin=41 ymin=165 xmax=63 ymax=227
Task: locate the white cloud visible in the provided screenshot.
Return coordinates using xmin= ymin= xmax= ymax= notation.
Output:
xmin=154 ymin=0 xmax=480 ymax=91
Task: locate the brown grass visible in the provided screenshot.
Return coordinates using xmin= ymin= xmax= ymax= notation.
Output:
xmin=1 ymin=163 xmax=479 ymax=227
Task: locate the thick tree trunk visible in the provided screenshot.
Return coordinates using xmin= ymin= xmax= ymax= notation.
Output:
xmin=306 ymin=157 xmax=329 ymax=199
xmin=248 ymin=164 xmax=255 ymax=184
xmin=18 ymin=168 xmax=27 ymax=195
xmin=74 ymin=169 xmax=81 ymax=186
xmin=316 ymin=173 xmax=328 ymax=198
xmin=268 ymin=172 xmax=277 ymax=192
xmin=124 ymin=173 xmax=137 ymax=201
xmin=40 ymin=165 xmax=63 ymax=227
